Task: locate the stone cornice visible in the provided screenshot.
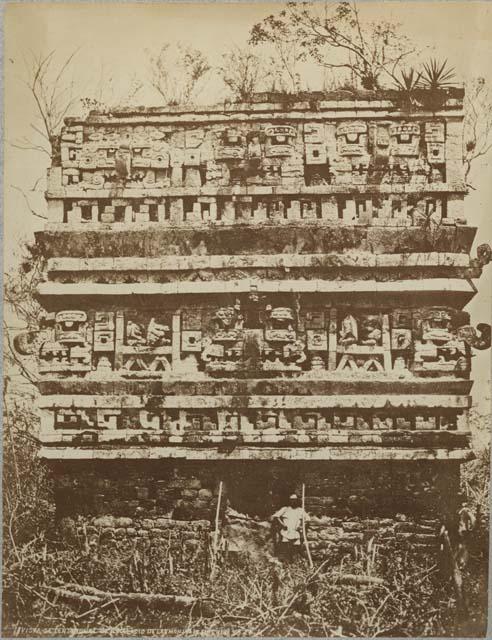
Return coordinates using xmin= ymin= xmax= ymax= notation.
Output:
xmin=36 ymin=278 xmax=477 ymax=308
xmin=39 ymin=445 xmax=473 ymax=462
xmin=38 ymin=393 xmax=471 ymax=410
xmin=45 ymin=181 xmax=468 ymax=200
xmin=36 ymin=378 xmax=474 ymax=397
xmin=46 ymin=252 xmax=471 ymax=273
xmin=64 ymin=89 xmax=464 ymax=127
xmin=35 ymin=226 xmax=478 ymax=259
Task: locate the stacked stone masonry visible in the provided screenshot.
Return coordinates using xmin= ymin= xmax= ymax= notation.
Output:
xmin=17 ymin=90 xmax=491 ymax=563
xmin=55 ymin=460 xmax=453 ymax=560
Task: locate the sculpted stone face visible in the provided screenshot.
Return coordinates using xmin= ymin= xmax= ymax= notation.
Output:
xmin=269 ymin=307 xmax=294 ymax=327
xmin=214 ymin=306 xmax=236 ymax=328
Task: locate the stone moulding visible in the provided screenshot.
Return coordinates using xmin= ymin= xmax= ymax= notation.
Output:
xmin=35 ymin=225 xmax=478 ymax=259
xmin=37 ymin=277 xmax=477 ymax=298
xmin=37 ymin=379 xmax=474 ymax=396
xmin=47 ymin=252 xmax=472 ymax=271
xmin=39 ymin=445 xmax=474 ymax=461
xmin=38 ymin=393 xmax=471 ymax=410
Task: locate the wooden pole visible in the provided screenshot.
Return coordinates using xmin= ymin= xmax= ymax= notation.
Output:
xmin=440 ymin=526 xmax=468 ymax=616
xmin=301 ymin=483 xmax=313 ymax=568
xmin=211 ymin=480 xmax=223 ymax=579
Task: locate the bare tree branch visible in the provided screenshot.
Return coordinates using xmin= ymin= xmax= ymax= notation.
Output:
xmin=463 ymin=77 xmax=492 ymax=183
xmin=146 ymin=42 xmax=210 ymax=106
xmin=16 ymin=48 xmax=81 ymax=158
xmin=10 ymin=185 xmax=47 ymax=220
xmin=251 ymin=2 xmax=414 ymax=91
xmin=219 ymin=45 xmax=274 ymax=101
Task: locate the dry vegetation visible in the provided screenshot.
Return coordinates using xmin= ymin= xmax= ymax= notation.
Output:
xmin=2 ymin=403 xmax=489 ymax=637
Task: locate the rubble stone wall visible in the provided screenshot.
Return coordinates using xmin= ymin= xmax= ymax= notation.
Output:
xmin=52 ymin=459 xmax=460 ymax=524
xmin=55 ymin=458 xmax=450 ymax=563
xmin=224 ymin=511 xmax=441 ymax=563
xmin=60 ymin=516 xmax=211 ymax=577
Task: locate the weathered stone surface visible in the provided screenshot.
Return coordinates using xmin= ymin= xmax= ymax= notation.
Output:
xmin=115 ymin=517 xmax=132 ymax=527
xmin=36 ymin=225 xmax=476 ymax=260
xmin=94 ymin=515 xmax=115 ymax=528
xmin=20 ymin=92 xmax=491 ymax=566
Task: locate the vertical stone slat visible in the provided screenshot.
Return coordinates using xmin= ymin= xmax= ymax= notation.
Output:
xmin=328 ymin=308 xmax=338 ymax=371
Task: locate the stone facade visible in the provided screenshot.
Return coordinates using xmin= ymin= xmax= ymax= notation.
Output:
xmin=16 ymin=89 xmax=491 ymax=562
xmin=54 ymin=459 xmax=452 ymax=561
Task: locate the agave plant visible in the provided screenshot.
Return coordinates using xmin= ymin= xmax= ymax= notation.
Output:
xmin=392 ymin=67 xmax=421 ymax=92
xmin=418 ymin=58 xmax=456 ymax=91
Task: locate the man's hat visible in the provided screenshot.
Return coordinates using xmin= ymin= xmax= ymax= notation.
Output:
xmin=289 ymin=494 xmax=298 ymax=500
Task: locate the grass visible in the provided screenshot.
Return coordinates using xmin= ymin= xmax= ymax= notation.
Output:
xmin=1 ymin=528 xmax=475 ymax=638
xmin=2 ymin=406 xmax=490 ymax=637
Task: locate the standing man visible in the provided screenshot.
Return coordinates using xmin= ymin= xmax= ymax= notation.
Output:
xmin=272 ymin=494 xmax=310 ymax=561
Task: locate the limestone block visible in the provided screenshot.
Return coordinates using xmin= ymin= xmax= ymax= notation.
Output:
xmin=303 ymin=123 xmax=324 ymax=143
xmin=286 ymin=200 xmax=301 ymax=221
xmin=169 ymin=198 xmax=184 ymax=224
xmin=68 ymin=206 xmax=82 ymax=224
xmin=203 ymin=201 xmax=217 ymax=222
xmin=320 ymin=197 xmax=338 ymax=221
xmin=446 ymin=194 xmax=464 ymax=222
xmin=94 ymin=515 xmax=116 ymax=528
xmin=155 ymin=518 xmax=171 ymax=528
xmin=222 ymin=200 xmax=236 ymax=224
xmin=135 ymin=205 xmax=150 ymax=224
xmin=170 ymin=166 xmax=183 ymax=186
xmin=182 ymin=489 xmax=198 ymax=499
xmin=342 ymin=199 xmax=356 ymax=224
xmin=48 ymin=200 xmax=64 ymax=224
xmin=184 ymin=167 xmax=202 ymax=188
xmin=305 ymin=143 xmax=327 ymax=165
xmin=253 ymin=202 xmax=267 ymax=222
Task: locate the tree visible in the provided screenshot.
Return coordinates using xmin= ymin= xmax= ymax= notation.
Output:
xmin=219 ymin=45 xmax=272 ymax=102
xmin=16 ymin=49 xmax=145 ymax=157
xmin=14 ymin=49 xmax=81 ymax=160
xmin=249 ymin=13 xmax=304 ymax=93
xmin=10 ymin=49 xmax=83 ymax=221
xmin=80 ymin=62 xmax=143 ymax=112
xmin=251 ymin=1 xmax=414 ymax=91
xmin=4 ymin=243 xmax=44 ymax=388
xmin=147 ymin=42 xmax=210 ymax=106
xmin=463 ymin=78 xmax=492 ymax=184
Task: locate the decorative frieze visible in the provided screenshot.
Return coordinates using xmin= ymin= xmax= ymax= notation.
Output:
xmin=26 ymin=91 xmax=491 ymax=475
xmin=57 ymin=118 xmax=454 ymax=194
xmin=40 ymin=401 xmax=469 ymax=448
xmin=16 ymin=304 xmax=483 ymax=381
xmin=47 ymin=192 xmax=463 ymax=227
xmin=46 ymin=407 xmax=462 ymax=434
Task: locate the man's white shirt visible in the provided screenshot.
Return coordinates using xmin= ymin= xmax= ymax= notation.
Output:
xmin=273 ymin=506 xmax=309 ymax=545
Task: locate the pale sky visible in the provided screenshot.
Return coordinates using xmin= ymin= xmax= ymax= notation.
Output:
xmin=3 ymin=1 xmax=492 ymax=408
